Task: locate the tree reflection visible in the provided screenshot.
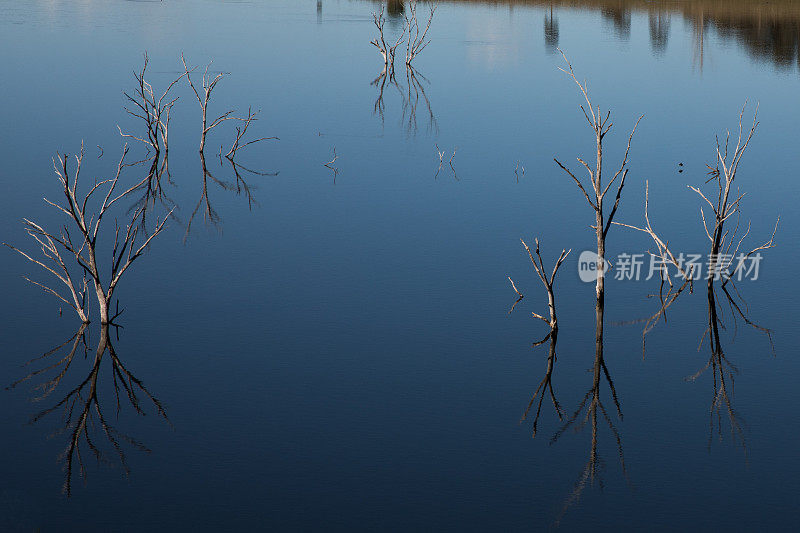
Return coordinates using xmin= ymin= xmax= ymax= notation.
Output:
xmin=686 ymin=270 xmax=774 ymax=452
xmin=8 ymin=322 xmax=168 ymax=495
xmin=601 ymin=6 xmax=631 ymax=40
xmin=185 ymin=151 xmax=277 ymax=241
xmin=372 ymin=63 xmax=438 ymax=135
xmin=387 ymin=0 xmax=405 ymax=18
xmin=441 ymin=0 xmax=800 ymax=71
xmin=550 ymin=307 xmax=625 ymax=525
xmin=544 ymin=6 xmax=559 ymax=53
xmin=648 ymin=11 xmax=670 ymax=55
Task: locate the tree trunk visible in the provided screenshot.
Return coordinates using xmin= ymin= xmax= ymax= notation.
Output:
xmin=595 ymin=133 xmax=605 ymax=375
xmin=94 ymin=284 xmax=109 ymax=324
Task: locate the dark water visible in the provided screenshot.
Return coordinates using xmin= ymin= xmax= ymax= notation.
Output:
xmin=1 ymin=0 xmax=798 ymax=530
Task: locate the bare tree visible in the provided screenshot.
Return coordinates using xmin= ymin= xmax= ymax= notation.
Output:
xmin=510 ymin=239 xmax=570 ymax=438
xmin=614 ymin=181 xmax=694 ymax=355
xmin=689 ymin=105 xmax=778 ymax=306
xmin=553 ymin=50 xmax=643 ymax=381
xmin=181 ymin=54 xmax=238 ymax=154
xmin=118 ymin=52 xmax=185 ymax=157
xmin=371 ymin=7 xmax=407 ymax=74
xmin=547 ymin=54 xmax=640 ymax=512
xmin=4 ymin=144 xmax=173 ymax=324
xmin=224 ymin=107 xmax=278 ymax=160
xmin=115 ymin=54 xmax=194 ymax=232
xmin=616 ymin=105 xmax=778 ymax=354
xmin=118 ymin=53 xmax=185 ymax=199
xmin=404 ymin=1 xmax=436 ymax=66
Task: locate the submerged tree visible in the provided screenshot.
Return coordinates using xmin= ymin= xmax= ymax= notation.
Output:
xmin=508 ymin=239 xmax=570 ymax=438
xmin=617 ymin=106 xmax=777 ymax=451
xmin=371 ymin=6 xmax=407 ymax=75
xmin=404 ymin=0 xmax=436 ymax=66
xmin=553 ymin=50 xmax=643 ymax=403
xmin=4 ymin=144 xmax=173 ymax=324
xmin=617 ymin=105 xmax=778 ymax=354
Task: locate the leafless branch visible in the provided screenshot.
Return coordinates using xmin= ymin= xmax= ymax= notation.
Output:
xmin=512 ymin=239 xmax=571 ymax=437
xmin=181 ymin=54 xmax=238 ymax=154
xmin=405 ymin=1 xmax=437 ymax=66
xmin=371 ymin=7 xmax=407 ymax=75
xmin=224 ymin=107 xmax=279 ymax=160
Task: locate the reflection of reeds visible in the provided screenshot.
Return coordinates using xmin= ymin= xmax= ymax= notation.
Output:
xmin=430 ymin=0 xmax=800 ymax=69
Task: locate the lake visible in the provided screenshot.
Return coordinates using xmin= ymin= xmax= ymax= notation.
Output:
xmin=1 ymin=0 xmax=798 ymax=530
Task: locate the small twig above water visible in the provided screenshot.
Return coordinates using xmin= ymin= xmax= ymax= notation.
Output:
xmin=324 ymin=147 xmax=340 ymax=182
xmin=514 ymin=160 xmax=525 ymax=182
xmin=225 ymin=107 xmax=279 ymax=160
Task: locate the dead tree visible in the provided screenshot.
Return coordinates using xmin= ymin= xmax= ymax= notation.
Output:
xmin=4 ymin=144 xmax=173 ymax=324
xmin=614 ymin=181 xmax=694 ymax=355
xmin=118 ymin=53 xmax=185 ymax=198
xmin=17 ymin=323 xmax=168 ymax=496
xmin=510 ymin=239 xmax=570 ymax=438
xmin=690 ymin=105 xmax=778 ymax=310
xmin=371 ymin=7 xmax=407 ymax=75
xmin=404 ymin=1 xmax=436 ymax=66
xmin=119 ymin=52 xmax=184 ymax=158
xmin=614 ymin=107 xmax=778 ymax=451
xmin=181 ymin=54 xmax=238 ymax=154
xmin=616 ymin=106 xmax=778 ymax=354
xmin=224 ymin=107 xmax=278 ymax=160
xmin=553 ymin=50 xmax=643 ymax=380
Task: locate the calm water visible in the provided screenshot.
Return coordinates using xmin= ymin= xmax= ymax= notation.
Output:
xmin=1 ymin=0 xmax=799 ymax=530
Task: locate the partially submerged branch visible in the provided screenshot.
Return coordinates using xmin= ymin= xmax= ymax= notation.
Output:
xmin=511 ymin=239 xmax=570 ymax=438
xmin=405 ymin=1 xmax=437 ymax=66
xmin=371 ymin=7 xmax=407 ymax=75
xmin=182 ymin=54 xmax=237 ymax=154
xmin=224 ymin=107 xmax=279 ymax=160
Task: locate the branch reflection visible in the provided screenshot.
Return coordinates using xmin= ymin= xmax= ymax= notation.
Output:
xmin=185 ymin=151 xmax=277 ymax=241
xmin=372 ymin=63 xmax=437 ymax=135
xmin=8 ymin=322 xmax=168 ymax=496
